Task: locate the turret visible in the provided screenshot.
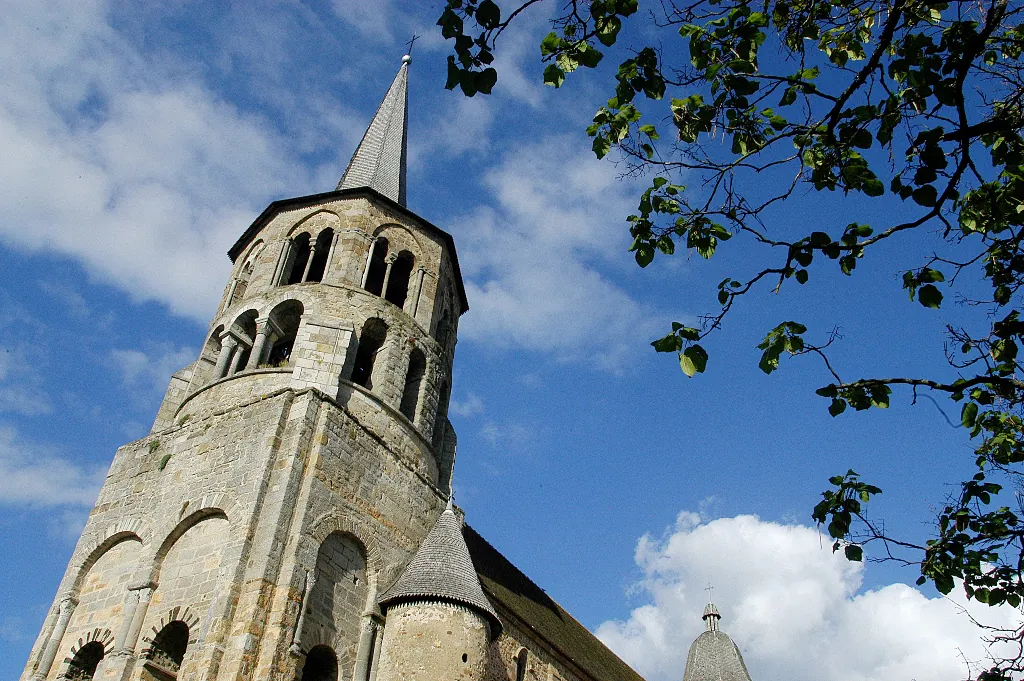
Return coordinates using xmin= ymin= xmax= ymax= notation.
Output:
xmin=149 ymin=55 xmax=467 ymax=489
xmin=681 ymin=599 xmax=754 ymax=681
xmin=373 ymin=502 xmax=500 ymax=681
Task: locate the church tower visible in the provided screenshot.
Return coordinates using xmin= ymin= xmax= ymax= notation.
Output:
xmin=21 ymin=55 xmax=468 ymax=681
xmin=22 ymin=54 xmax=649 ymax=681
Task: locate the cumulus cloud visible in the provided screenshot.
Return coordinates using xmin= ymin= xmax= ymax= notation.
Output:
xmin=449 ymin=392 xmax=485 ymax=418
xmin=0 ymin=0 xmax=312 ymax=321
xmin=0 ymin=426 xmax=105 ymax=508
xmin=453 ymin=137 xmax=674 ymax=370
xmin=597 ymin=512 xmax=1021 ymax=681
xmin=0 ymin=348 xmax=51 ymax=416
xmin=109 ymin=344 xmax=196 ymax=396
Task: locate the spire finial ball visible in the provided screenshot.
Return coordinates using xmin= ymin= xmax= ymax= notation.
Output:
xmin=402 ymin=54 xmax=412 ymax=64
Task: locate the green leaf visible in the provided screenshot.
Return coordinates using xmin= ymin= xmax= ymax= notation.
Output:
xmin=540 ymin=32 xmax=561 ymax=56
xmin=476 ymin=68 xmax=498 ymax=94
xmin=476 ymin=0 xmax=501 ymax=29
xmin=918 ymin=284 xmax=943 ymax=309
xmin=543 ymin=64 xmax=565 ymax=87
xmin=912 ymin=185 xmax=938 ymax=207
xmin=844 ymin=544 xmax=863 ymax=561
xmin=962 ymin=402 xmax=979 ymax=428
xmin=652 ymin=333 xmax=682 ymax=353
xmin=597 ymin=15 xmax=622 ymax=46
xmin=576 ymin=44 xmax=604 ymax=69
xmin=829 ymin=398 xmax=847 ymax=416
xmin=680 ymin=344 xmax=709 ymax=377
xmin=796 ymin=269 xmax=809 ymax=284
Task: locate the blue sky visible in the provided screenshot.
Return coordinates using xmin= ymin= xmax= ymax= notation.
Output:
xmin=0 ymin=2 xmax=1016 ymax=680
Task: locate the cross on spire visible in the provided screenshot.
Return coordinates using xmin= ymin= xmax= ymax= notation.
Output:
xmin=705 ymin=583 xmax=714 ymax=604
xmin=405 ymin=34 xmax=420 ymax=55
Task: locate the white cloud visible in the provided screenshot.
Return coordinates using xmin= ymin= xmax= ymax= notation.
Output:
xmin=0 ymin=348 xmax=51 ymax=416
xmin=0 ymin=426 xmax=104 ymax=508
xmin=332 ymin=0 xmax=395 ymax=42
xmin=597 ymin=512 xmax=1021 ymax=681
xmin=109 ymin=344 xmax=196 ymax=396
xmin=453 ymin=137 xmax=673 ymax=370
xmin=0 ymin=0 xmax=312 ymax=321
xmin=450 ymin=392 xmax=485 ymax=418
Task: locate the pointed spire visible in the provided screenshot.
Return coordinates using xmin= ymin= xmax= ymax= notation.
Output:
xmin=379 ymin=504 xmax=501 ymax=637
xmin=338 ymin=55 xmax=411 ymax=205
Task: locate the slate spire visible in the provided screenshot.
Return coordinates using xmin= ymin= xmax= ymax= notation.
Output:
xmin=337 ymin=55 xmax=411 ymax=206
xmin=379 ymin=504 xmax=502 ymax=637
xmin=681 ymin=599 xmax=754 ymax=681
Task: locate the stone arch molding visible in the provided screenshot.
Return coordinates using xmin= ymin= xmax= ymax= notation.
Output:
xmin=304 ymin=509 xmax=385 ymax=599
xmin=139 ymin=606 xmax=201 ymax=654
xmin=372 ymin=222 xmax=424 ymax=261
xmin=68 ymin=628 xmax=115 ymax=656
xmin=287 ymin=209 xmax=342 ymax=238
xmin=213 ymin=291 xmax=315 ymax=334
xmin=240 ymin=238 xmax=266 ymax=267
xmin=68 ymin=518 xmax=148 ymax=599
xmin=142 ymin=493 xmax=239 ymax=583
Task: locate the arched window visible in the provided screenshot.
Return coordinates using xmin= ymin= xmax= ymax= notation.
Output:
xmin=143 ymin=621 xmax=189 ymax=679
xmin=64 ymin=641 xmax=105 ymax=680
xmin=229 ymin=260 xmax=254 ymax=307
xmin=265 ymin=300 xmax=304 ymax=368
xmin=399 ymin=348 xmax=426 ymax=422
xmin=363 ymin=238 xmax=389 ymax=296
xmin=199 ymin=325 xmax=224 ymax=384
xmin=285 ymin=233 xmax=313 ymax=285
xmin=227 ymin=310 xmax=258 ymax=376
xmin=384 ymin=250 xmax=414 ymax=309
xmin=351 ymin=319 xmax=388 ymax=389
xmin=300 ymin=645 xmax=338 ymax=681
xmin=515 ymin=648 xmax=528 ymax=681
xmin=305 ymin=229 xmax=334 ymax=283
xmin=433 ymin=381 xmax=451 ymax=450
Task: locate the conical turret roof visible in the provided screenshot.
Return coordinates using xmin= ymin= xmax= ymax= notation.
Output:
xmin=681 ymin=601 xmax=753 ymax=681
xmin=379 ymin=503 xmax=502 ymax=637
xmin=338 ymin=55 xmax=410 ymax=206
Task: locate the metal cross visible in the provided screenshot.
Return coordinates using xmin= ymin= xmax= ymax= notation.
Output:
xmin=405 ymin=34 xmax=421 ymax=55
xmin=704 ymin=583 xmax=714 ymax=603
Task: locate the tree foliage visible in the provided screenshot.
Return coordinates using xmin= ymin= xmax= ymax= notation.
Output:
xmin=440 ymin=0 xmax=1024 ymax=677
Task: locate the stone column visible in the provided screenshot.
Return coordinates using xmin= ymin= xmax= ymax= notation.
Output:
xmin=32 ymin=597 xmax=76 ymax=680
xmin=228 ymin=338 xmax=249 ymax=377
xmin=300 ymin=243 xmax=318 ymax=283
xmin=113 ymin=589 xmax=142 ymax=651
xmin=213 ymin=335 xmax=238 ymax=379
xmin=367 ymin=620 xmax=385 ymax=681
xmin=353 ymin=615 xmax=376 ymax=681
xmin=380 ymin=255 xmax=396 ymax=298
xmin=272 ymin=240 xmax=291 ymax=286
xmin=119 ymin=585 xmax=154 ymax=655
xmin=410 ymin=268 xmax=426 ymax=317
xmin=360 ymin=237 xmax=379 ymax=288
xmin=289 ymin=571 xmax=316 ymax=655
xmin=246 ymin=319 xmax=272 ymax=371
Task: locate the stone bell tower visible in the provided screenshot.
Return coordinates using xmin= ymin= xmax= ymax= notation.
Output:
xmin=21 ymin=55 xmax=474 ymax=681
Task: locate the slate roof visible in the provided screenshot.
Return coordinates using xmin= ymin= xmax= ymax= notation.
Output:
xmin=337 ymin=56 xmax=409 ymax=206
xmin=379 ymin=505 xmax=502 ymax=637
xmin=681 ymin=606 xmax=753 ymax=681
xmin=464 ymin=525 xmax=646 ymax=681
